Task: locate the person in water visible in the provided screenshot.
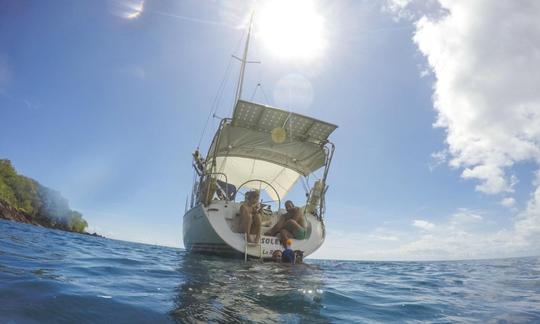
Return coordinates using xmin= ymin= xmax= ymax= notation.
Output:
xmin=271 ymin=250 xmax=282 ymax=263
xmin=239 ymin=190 xmax=261 ymax=244
xmin=270 ymin=241 xmax=303 ymax=264
xmin=264 ymin=200 xmax=306 ymax=246
xmin=293 ymin=250 xmax=304 ymax=264
xmin=281 ymin=239 xmax=295 ymax=263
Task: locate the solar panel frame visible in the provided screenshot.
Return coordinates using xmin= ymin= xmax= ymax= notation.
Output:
xmin=232 ymin=100 xmax=337 ymax=143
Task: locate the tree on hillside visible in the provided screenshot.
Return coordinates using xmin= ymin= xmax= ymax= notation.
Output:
xmin=0 ymin=159 xmax=88 ymax=233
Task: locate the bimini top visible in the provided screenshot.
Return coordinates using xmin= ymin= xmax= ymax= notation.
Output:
xmin=207 ymin=100 xmax=337 ymax=200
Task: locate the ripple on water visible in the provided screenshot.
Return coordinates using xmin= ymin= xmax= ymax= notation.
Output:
xmin=1 ymin=219 xmax=540 ymax=323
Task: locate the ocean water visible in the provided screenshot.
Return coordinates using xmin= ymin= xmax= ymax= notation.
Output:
xmin=1 ymin=219 xmax=539 ymax=323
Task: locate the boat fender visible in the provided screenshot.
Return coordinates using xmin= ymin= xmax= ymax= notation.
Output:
xmin=306 ymin=179 xmax=323 ymax=214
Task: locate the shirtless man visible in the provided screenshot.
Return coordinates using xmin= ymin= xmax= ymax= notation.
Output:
xmin=239 ymin=191 xmax=262 ymax=244
xmin=264 ymin=200 xmax=306 ymax=247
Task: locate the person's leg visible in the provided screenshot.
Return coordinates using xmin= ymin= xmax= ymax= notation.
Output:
xmin=279 ymin=228 xmax=293 ymax=247
xmin=265 ymin=216 xmax=285 ymax=236
xmin=250 ymin=213 xmax=261 ymax=243
xmin=284 ymin=219 xmax=306 ymax=239
xmin=239 ymin=212 xmax=254 ymax=242
xmin=284 ymin=219 xmax=302 ymax=233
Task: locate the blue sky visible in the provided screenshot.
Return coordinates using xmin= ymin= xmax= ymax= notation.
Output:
xmin=1 ymin=0 xmax=539 ymax=260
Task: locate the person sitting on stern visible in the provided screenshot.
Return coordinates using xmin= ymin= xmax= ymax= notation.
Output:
xmin=264 ymin=200 xmax=306 ymax=246
xmin=239 ymin=190 xmax=262 ymax=244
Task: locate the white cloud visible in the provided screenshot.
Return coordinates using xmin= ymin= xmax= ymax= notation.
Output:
xmin=382 ymin=0 xmax=540 ymax=259
xmin=311 ymin=227 xmax=406 ymax=261
xmin=369 ymin=234 xmax=399 ymax=241
xmin=367 ymin=226 xmax=401 ymax=241
xmin=428 ymin=149 xmax=447 ymax=171
xmin=501 ymin=197 xmax=516 ymax=208
xmin=312 ymin=1 xmax=540 ymax=261
xmin=410 ymin=0 xmax=540 ymax=195
xmin=513 ymin=171 xmax=540 ymax=249
xmin=314 ymin=207 xmax=537 ymax=261
xmin=385 ymin=0 xmax=445 ymax=22
xmin=449 ymin=208 xmax=482 ymax=224
xmin=412 ymin=219 xmax=435 ymax=230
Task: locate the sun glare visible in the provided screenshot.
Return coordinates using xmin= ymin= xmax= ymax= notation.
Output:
xmin=124 ymin=0 xmax=144 ymax=20
xmin=256 ymin=0 xmax=327 ymax=60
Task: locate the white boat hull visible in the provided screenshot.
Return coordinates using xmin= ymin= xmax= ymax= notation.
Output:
xmin=183 ymin=200 xmax=325 ymax=259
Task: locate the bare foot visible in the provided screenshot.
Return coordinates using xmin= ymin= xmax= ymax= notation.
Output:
xmin=247 ymin=234 xmax=258 ymax=244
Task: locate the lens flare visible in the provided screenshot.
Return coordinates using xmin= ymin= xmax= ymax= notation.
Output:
xmin=125 ymin=1 xmax=144 ymax=19
xmin=111 ymin=0 xmax=144 ymax=20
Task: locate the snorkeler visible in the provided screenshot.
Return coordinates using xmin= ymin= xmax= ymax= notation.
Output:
xmin=281 ymin=239 xmax=295 ymax=263
xmin=271 ymin=250 xmax=282 ymax=263
xmin=271 ymin=240 xmax=303 ymax=264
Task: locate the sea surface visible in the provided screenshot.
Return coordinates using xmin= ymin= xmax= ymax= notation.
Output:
xmin=1 ymin=219 xmax=539 ymax=323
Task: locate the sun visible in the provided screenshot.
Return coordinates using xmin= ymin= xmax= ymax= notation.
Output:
xmin=256 ymin=0 xmax=327 ymax=61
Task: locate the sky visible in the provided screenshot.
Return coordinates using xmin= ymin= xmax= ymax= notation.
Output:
xmin=1 ymin=0 xmax=539 ymax=260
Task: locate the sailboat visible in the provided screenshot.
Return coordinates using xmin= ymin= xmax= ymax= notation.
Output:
xmin=183 ymin=15 xmax=337 ymax=260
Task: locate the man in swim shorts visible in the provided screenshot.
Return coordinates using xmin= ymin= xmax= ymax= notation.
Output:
xmin=264 ymin=200 xmax=306 ymax=247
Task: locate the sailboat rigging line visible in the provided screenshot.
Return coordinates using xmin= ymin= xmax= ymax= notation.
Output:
xmin=250 ymin=83 xmax=261 ymax=101
xmin=259 ymin=84 xmax=271 ymax=105
xmin=279 ymin=111 xmax=292 ymax=129
xmin=301 ymin=176 xmax=310 ymax=195
xmin=268 ymin=167 xmax=287 ymax=191
xmin=196 ymin=31 xmax=245 ymax=149
xmin=197 ymin=57 xmax=232 ymax=148
xmin=249 ymin=83 xmax=271 ymax=105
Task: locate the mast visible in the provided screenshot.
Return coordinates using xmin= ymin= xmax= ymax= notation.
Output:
xmin=207 ymin=13 xmax=256 ymax=176
xmin=234 ymin=12 xmax=254 ymax=105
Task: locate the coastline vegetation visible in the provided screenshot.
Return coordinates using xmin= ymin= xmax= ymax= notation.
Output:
xmin=0 ymin=159 xmax=88 ymax=233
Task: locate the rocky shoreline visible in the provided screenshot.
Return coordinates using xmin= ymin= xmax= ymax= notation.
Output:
xmin=0 ymin=201 xmax=100 ymax=237
xmin=0 ymin=159 xmax=99 ymax=236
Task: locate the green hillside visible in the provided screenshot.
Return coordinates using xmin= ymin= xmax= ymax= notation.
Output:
xmin=0 ymin=159 xmax=88 ymax=233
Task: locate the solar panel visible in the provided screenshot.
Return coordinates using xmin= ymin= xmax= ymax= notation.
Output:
xmin=232 ymin=100 xmax=337 ymax=143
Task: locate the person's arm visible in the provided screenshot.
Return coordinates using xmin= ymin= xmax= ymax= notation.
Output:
xmin=266 ymin=214 xmax=285 ymax=235
xmin=294 ymin=208 xmax=305 ymax=227
xmin=252 ymin=202 xmax=262 ymax=215
xmin=239 ymin=204 xmax=250 ymax=218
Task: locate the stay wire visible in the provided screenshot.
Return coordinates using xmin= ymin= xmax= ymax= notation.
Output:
xmin=249 ymin=82 xmax=272 ymax=106
xmin=301 ymin=176 xmax=310 ymax=196
xmin=259 ymin=84 xmax=271 ymax=105
xmin=250 ymin=83 xmax=261 ymax=101
xmin=196 ymin=32 xmax=245 ymax=149
xmin=197 ymin=58 xmax=231 ymax=149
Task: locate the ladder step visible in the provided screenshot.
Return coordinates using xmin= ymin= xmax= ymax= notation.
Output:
xmin=244 ymin=234 xmax=263 ymax=261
